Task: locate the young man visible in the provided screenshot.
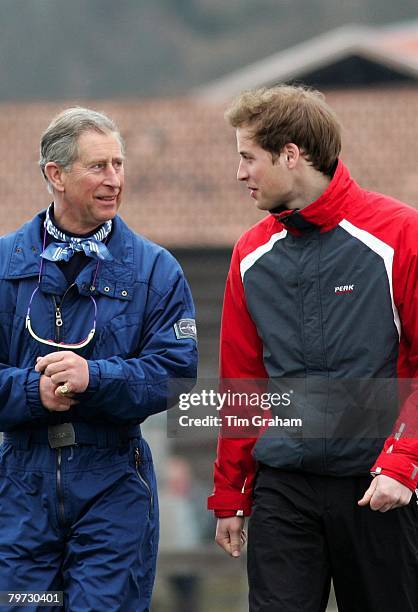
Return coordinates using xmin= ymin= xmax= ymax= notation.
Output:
xmin=208 ymin=86 xmax=418 ymax=612
xmin=0 ymin=107 xmax=197 ymax=611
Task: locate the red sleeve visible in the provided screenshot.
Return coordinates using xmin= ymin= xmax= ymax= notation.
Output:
xmin=371 ymin=219 xmax=418 ymax=490
xmin=207 ymin=243 xmax=268 ymax=516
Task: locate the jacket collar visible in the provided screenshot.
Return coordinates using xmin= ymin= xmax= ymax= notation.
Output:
xmin=5 ymin=211 xmax=135 ymax=301
xmin=274 ymin=160 xmax=363 ymax=233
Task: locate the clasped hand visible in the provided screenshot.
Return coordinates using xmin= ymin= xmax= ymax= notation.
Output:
xmin=35 ymin=351 xmax=89 ymax=411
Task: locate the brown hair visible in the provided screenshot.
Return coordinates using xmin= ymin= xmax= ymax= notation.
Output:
xmin=225 ymin=85 xmax=341 ymax=176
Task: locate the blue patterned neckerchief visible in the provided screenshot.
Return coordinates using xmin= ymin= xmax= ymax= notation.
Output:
xmin=40 ymin=205 xmax=114 ymax=262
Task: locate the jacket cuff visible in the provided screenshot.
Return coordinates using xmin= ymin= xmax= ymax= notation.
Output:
xmin=215 ymin=510 xmax=245 ymax=518
xmin=26 ymin=370 xmax=47 ymax=418
xmin=371 ymin=452 xmax=418 ymax=491
xmin=86 ymin=361 xmax=101 ymax=393
xmin=207 ymin=491 xmax=253 ymax=516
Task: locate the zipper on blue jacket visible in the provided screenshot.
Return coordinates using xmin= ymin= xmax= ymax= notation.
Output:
xmin=52 ymin=283 xmax=76 ymax=346
xmin=56 ymin=448 xmax=66 ymax=526
xmin=52 ymin=286 xmax=75 ymax=528
xmin=52 ymin=296 xmax=63 ymax=343
xmin=134 ymin=447 xmax=153 ymax=517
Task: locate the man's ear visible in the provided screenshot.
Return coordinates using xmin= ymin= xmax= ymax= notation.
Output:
xmin=44 ymin=162 xmax=65 ymax=192
xmin=282 ymin=143 xmax=300 ymax=169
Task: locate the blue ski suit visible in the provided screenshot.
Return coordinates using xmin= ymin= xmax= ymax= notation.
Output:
xmin=0 ymin=211 xmax=198 ymax=611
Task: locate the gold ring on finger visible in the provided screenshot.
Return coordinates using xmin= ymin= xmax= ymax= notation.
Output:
xmin=59 ymin=384 xmax=70 ymax=396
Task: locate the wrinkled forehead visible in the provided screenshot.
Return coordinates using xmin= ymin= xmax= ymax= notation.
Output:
xmin=74 ymin=129 xmax=125 ymax=162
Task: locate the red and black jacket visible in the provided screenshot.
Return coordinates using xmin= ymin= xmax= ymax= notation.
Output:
xmin=208 ymin=161 xmax=418 ymax=517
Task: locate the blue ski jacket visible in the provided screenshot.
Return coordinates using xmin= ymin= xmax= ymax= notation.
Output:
xmin=0 ymin=211 xmax=197 ymax=431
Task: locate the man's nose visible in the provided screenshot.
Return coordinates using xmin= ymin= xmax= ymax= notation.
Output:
xmin=237 ymin=160 xmax=248 ymax=181
xmin=103 ymin=164 xmax=121 ymax=187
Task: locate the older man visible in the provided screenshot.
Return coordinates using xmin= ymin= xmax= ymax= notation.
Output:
xmin=0 ymin=107 xmax=197 ymax=611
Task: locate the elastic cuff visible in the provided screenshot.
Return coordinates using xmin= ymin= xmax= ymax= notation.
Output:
xmin=86 ymin=361 xmax=100 ymax=392
xmin=371 ymin=453 xmax=418 ymax=491
xmin=26 ymin=370 xmax=47 ymax=418
xmin=371 ymin=467 xmax=418 ymax=492
xmin=208 ymin=493 xmax=253 ymax=516
xmin=215 ymin=510 xmax=247 ymax=518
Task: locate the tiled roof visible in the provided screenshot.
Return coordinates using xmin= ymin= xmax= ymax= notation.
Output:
xmin=0 ymin=89 xmax=417 ymax=247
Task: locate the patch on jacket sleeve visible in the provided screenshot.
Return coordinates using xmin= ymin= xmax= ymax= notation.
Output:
xmin=174 ymin=318 xmax=197 ymax=341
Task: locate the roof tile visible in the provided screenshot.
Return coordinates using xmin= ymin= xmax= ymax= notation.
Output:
xmin=0 ymin=90 xmax=416 ymax=246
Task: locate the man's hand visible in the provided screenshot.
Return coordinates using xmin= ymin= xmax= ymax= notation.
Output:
xmin=35 ymin=351 xmax=89 ymax=395
xmin=39 ymin=374 xmax=78 ymax=412
xmin=358 ymin=474 xmax=413 ymax=512
xmin=215 ymin=516 xmax=247 ymax=558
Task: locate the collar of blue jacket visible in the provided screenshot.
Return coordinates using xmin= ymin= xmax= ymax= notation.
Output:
xmin=2 ymin=210 xmax=135 ymax=300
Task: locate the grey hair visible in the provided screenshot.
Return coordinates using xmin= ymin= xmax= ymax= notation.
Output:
xmin=39 ymin=107 xmax=125 ymax=192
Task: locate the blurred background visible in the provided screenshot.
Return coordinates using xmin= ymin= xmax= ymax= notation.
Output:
xmin=1 ymin=1 xmax=417 ymax=610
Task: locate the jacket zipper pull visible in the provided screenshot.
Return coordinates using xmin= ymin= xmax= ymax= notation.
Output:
xmin=134 ymin=447 xmax=141 ymax=469
xmin=55 ymin=305 xmax=63 ymax=327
